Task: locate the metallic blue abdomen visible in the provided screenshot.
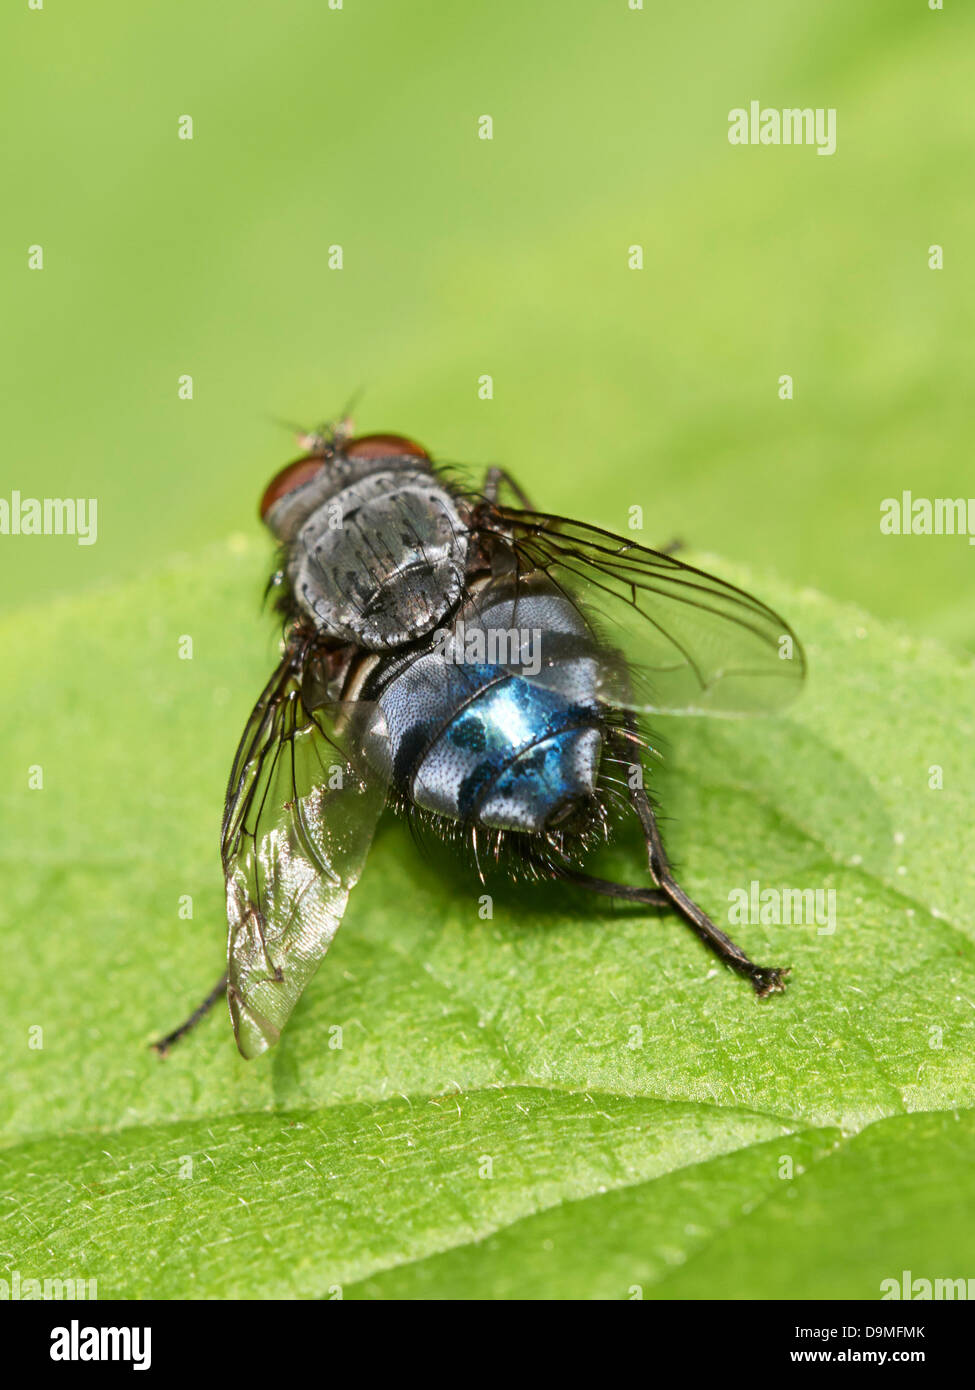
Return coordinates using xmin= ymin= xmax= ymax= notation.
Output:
xmin=360 ymin=583 xmax=603 ymax=833
xmin=416 ymin=668 xmax=601 ymax=830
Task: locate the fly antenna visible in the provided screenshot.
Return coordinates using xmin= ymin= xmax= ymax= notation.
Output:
xmin=330 ymin=384 xmax=367 ymax=448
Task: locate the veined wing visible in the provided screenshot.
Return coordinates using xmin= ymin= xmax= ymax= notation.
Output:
xmin=221 ymin=639 xmax=386 ymax=1058
xmin=478 ymin=507 xmax=805 ymax=716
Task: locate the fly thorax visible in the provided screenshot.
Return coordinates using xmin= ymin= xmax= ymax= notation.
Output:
xmin=289 ymin=469 xmax=469 ymax=649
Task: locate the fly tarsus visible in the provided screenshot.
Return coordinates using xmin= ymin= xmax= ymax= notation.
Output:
xmin=745 ymin=962 xmax=790 ymax=998
xmin=566 ymin=863 xmax=790 ymax=1000
xmin=658 ymin=870 xmax=791 ymax=1000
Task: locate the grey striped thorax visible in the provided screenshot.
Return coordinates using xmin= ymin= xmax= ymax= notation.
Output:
xmin=266 ymin=451 xmax=469 ymax=650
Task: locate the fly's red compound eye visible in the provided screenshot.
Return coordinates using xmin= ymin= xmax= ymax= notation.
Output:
xmin=343 ymin=433 xmax=430 ymax=461
xmin=259 ymin=456 xmax=327 ymax=520
xmin=260 ymin=433 xmax=430 ymax=521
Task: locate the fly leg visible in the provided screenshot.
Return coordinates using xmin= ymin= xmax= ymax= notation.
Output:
xmin=482 ymin=467 xmax=536 ymax=510
xmin=152 ymin=972 xmax=229 ymax=1055
xmin=643 ymin=819 xmax=789 ymax=997
xmin=557 ymin=868 xmax=670 ymax=909
xmin=613 ymin=719 xmax=789 ymax=997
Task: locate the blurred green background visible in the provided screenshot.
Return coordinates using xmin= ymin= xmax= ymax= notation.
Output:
xmin=3 ymin=0 xmax=973 ymax=646
xmin=3 ymin=0 xmax=974 ymax=1306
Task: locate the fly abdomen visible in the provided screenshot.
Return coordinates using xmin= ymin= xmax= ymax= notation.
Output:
xmin=421 ymin=674 xmax=603 ymax=831
xmin=358 ymin=581 xmax=605 ymax=833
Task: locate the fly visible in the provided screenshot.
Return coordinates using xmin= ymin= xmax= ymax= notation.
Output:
xmin=155 ymin=418 xmax=805 ymax=1058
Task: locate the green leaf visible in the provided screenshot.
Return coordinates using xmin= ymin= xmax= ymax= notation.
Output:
xmin=1 ymin=538 xmax=973 ymax=1299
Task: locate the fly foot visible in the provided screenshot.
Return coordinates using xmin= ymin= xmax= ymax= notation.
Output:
xmin=748 ymin=964 xmax=790 ymax=998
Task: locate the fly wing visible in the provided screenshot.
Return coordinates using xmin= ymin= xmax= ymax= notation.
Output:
xmin=480 ymin=507 xmax=805 ymax=716
xmin=221 ymin=645 xmax=386 ymax=1058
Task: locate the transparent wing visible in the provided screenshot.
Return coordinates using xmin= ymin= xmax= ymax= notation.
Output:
xmin=479 ymin=507 xmax=805 ymax=716
xmin=221 ymin=643 xmax=386 ymax=1058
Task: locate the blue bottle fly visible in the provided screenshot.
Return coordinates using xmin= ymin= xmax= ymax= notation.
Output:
xmin=156 ymin=420 xmax=805 ymax=1058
